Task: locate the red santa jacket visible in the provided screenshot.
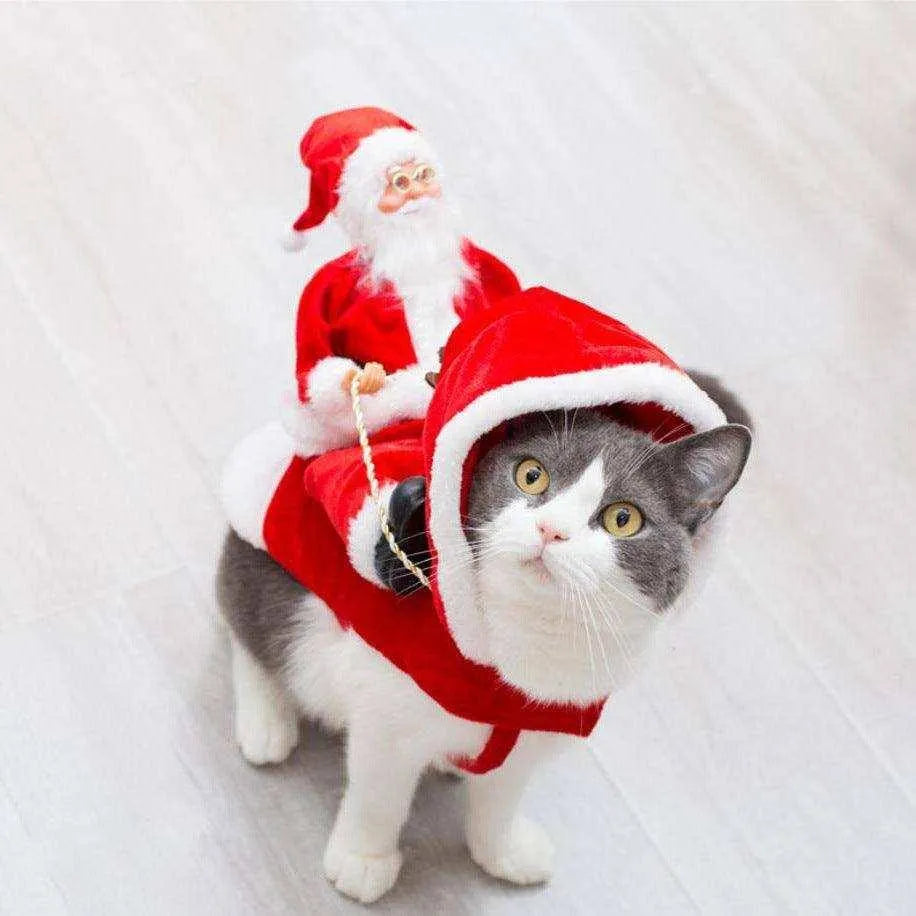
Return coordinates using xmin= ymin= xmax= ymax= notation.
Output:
xmin=222 ymin=288 xmax=727 ymax=772
xmin=282 ymin=240 xmax=520 ymax=457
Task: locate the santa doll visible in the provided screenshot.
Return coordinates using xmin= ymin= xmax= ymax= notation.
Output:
xmin=281 ymin=107 xmax=521 ymax=457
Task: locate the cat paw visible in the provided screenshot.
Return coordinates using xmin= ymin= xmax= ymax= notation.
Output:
xmin=323 ymin=839 xmax=402 ymax=904
xmin=468 ymin=816 xmax=555 ymax=885
xmin=235 ymin=700 xmax=299 ymax=765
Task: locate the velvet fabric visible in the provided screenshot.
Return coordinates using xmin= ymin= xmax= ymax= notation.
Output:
xmin=294 ymin=241 xmax=520 ymax=404
xmin=263 ymin=431 xmax=605 ymax=774
xmin=261 ymin=288 xmax=718 ymax=772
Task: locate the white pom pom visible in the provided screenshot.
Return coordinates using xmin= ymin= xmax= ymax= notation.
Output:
xmin=280 ymin=227 xmax=309 ymax=252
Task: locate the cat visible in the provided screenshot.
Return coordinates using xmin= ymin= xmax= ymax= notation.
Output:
xmin=216 ymin=375 xmax=751 ymax=904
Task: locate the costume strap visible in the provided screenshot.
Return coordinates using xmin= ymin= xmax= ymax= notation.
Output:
xmin=449 ymin=726 xmax=522 ymax=774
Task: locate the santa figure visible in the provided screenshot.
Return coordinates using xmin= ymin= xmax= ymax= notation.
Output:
xmin=280 ymin=107 xmax=520 ymax=456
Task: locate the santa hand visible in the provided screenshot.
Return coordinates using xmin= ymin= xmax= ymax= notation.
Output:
xmin=341 ymin=362 xmax=386 ymax=395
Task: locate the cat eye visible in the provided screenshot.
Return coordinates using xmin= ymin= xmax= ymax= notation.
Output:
xmin=514 ymin=458 xmax=550 ymax=496
xmin=602 ymin=501 xmax=643 ymax=538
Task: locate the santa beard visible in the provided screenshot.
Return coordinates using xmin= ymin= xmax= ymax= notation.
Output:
xmin=335 ymin=192 xmax=471 ymax=297
xmin=335 ymin=191 xmax=472 ymax=367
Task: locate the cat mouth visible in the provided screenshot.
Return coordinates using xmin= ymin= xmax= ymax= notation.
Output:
xmin=521 ymin=554 xmax=554 ymax=584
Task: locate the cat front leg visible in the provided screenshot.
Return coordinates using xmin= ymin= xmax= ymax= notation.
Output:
xmin=465 ymin=733 xmax=570 ymax=885
xmin=323 ymin=716 xmax=429 ymax=904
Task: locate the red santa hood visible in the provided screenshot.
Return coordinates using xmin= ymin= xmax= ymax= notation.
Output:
xmin=422 ymin=286 xmax=727 ymax=665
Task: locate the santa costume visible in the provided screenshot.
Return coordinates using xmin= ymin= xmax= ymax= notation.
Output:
xmin=281 ymin=106 xmax=520 ymax=457
xmin=222 ymin=287 xmax=727 ymax=773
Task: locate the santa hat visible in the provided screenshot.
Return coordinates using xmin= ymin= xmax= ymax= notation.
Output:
xmin=421 ymin=287 xmax=728 ymax=664
xmin=283 ymin=106 xmax=439 ymax=251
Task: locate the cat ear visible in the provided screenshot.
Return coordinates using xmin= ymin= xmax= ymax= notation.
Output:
xmin=661 ymin=424 xmax=752 ymax=531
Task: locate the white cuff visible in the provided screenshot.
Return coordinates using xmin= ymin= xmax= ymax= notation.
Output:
xmin=304 ymin=356 xmax=358 ymax=419
xmin=347 ymin=483 xmax=397 ymax=588
xmin=282 ymin=364 xmax=433 ymax=458
xmin=280 ymin=389 xmax=354 ymax=458
xmin=358 ymin=365 xmax=433 ymax=430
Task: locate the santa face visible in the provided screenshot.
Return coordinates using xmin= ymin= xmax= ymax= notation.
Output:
xmin=377 ymin=160 xmax=442 ymax=214
xmin=335 ymin=148 xmax=467 ymax=291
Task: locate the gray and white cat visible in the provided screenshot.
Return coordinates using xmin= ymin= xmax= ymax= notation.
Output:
xmin=217 ymin=376 xmax=751 ymax=904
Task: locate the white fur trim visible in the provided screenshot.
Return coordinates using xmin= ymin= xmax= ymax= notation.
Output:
xmin=338 ymin=127 xmax=440 ymax=211
xmin=428 ymin=363 xmax=729 ymax=664
xmin=306 ymin=356 xmax=358 ymax=417
xmin=281 ymin=227 xmax=309 ymax=252
xmin=376 ymin=365 xmax=435 ymax=423
xmin=347 ymin=483 xmax=397 ymax=588
xmin=221 ymin=422 xmax=298 ymax=549
xmin=400 ymin=282 xmax=462 ymax=370
xmin=282 ymin=365 xmax=433 ymax=458
xmin=280 ymin=390 xmax=350 ymax=458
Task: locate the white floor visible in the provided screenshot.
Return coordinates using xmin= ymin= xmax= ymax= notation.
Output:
xmin=1 ymin=4 xmax=914 ymax=914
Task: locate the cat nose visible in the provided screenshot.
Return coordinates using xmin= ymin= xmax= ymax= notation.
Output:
xmin=537 ymin=521 xmax=568 ymax=543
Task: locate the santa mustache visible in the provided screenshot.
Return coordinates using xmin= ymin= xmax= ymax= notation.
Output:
xmin=390 ymin=196 xmax=438 ymax=216
xmin=337 ymin=186 xmax=461 ymax=258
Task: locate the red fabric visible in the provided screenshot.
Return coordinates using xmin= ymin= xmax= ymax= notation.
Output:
xmin=422 ymin=287 xmax=694 ymax=633
xmin=449 ymin=727 xmax=521 ymax=775
xmin=303 ymin=421 xmax=426 ymax=540
xmin=426 ymin=288 xmax=685 ymax=439
xmin=292 ymin=107 xmax=415 ymax=234
xmin=262 ymin=287 xmax=700 ymax=772
xmin=294 ymin=241 xmax=521 ymax=403
xmin=263 ymin=445 xmax=604 ymax=774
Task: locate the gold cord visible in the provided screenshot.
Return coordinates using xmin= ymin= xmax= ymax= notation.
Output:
xmin=350 ymin=369 xmax=431 ymax=589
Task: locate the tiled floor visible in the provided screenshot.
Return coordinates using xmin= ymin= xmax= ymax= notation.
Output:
xmin=1 ymin=4 xmax=914 ymax=914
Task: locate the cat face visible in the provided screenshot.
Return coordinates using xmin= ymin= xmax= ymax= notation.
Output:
xmin=464 ymin=409 xmax=750 ymax=704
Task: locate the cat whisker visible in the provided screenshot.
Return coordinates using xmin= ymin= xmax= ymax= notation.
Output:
xmin=618 ymin=419 xmax=674 ymax=476
xmin=576 ymin=591 xmax=599 ymax=699
xmin=601 ymin=576 xmax=657 ymax=617
xmin=621 ymin=420 xmax=692 ymax=481
xmin=595 ymin=609 xmax=636 ymax=685
xmin=541 ymin=410 xmax=562 ymax=451
xmin=561 ymin=583 xmax=600 ymax=694
xmin=585 ymin=596 xmax=638 ymax=682
xmin=568 ymin=583 xmax=614 ymax=691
